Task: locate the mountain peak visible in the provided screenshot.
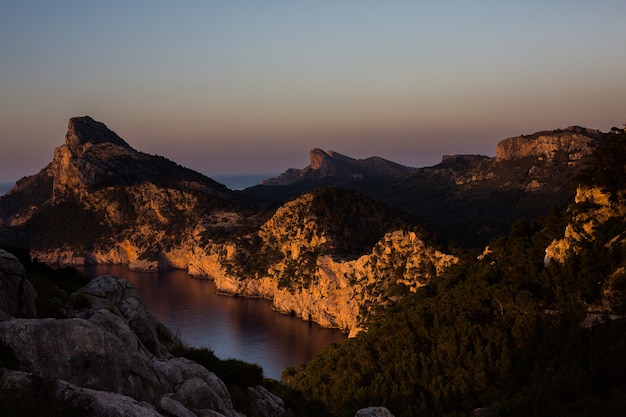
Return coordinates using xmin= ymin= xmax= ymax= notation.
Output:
xmin=261 ymin=148 xmax=415 ymax=186
xmin=65 ymin=116 xmax=132 ymax=155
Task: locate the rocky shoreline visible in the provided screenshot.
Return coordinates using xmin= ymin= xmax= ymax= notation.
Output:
xmin=0 ymin=249 xmax=396 ymax=417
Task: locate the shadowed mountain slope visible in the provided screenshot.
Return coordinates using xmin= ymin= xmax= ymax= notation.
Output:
xmin=245 ymin=126 xmax=604 ymax=247
xmin=0 ymin=116 xmax=264 ymax=256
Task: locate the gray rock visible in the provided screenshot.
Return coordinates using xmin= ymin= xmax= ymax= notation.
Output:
xmin=0 ymin=317 xmax=156 ymax=399
xmin=159 ymin=396 xmax=197 ymax=417
xmin=0 ymin=249 xmax=37 ymax=319
xmin=169 ymin=377 xmax=218 ymax=410
xmin=355 ymin=407 xmax=395 ymax=417
xmin=195 ymin=411 xmax=229 ymax=417
xmin=74 ymin=274 xmax=171 ymax=357
xmin=155 ymin=358 xmax=239 ymax=417
xmin=248 ymin=385 xmax=286 ymax=417
xmin=0 ymin=256 xmax=254 ymax=417
xmin=0 ymin=317 xmax=241 ymax=416
xmin=57 ymin=379 xmax=163 ymax=417
xmin=0 ymin=369 xmax=162 ymax=417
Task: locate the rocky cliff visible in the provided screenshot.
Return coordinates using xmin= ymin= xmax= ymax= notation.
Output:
xmin=262 ymin=148 xmax=416 ymax=186
xmin=29 ymin=190 xmax=455 ymax=336
xmin=1 ymin=116 xmax=236 ymax=228
xmin=0 ymin=117 xmax=456 ymax=335
xmin=186 ymin=192 xmax=457 ymax=335
xmin=495 ymin=126 xmax=602 ymax=162
xmin=543 ymin=130 xmax=626 ymax=313
xmin=245 ymin=126 xmax=606 ymax=248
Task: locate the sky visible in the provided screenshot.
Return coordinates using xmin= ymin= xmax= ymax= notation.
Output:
xmin=1 ymin=1 xmax=625 ymax=182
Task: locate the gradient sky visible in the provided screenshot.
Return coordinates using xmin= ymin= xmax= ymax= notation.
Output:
xmin=1 ymin=1 xmax=625 ymax=182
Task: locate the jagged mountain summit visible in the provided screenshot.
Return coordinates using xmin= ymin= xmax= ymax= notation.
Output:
xmin=261 ymin=148 xmax=416 ymax=186
xmin=0 ymin=116 xmax=454 ymax=335
xmin=0 ymin=116 xmax=263 ymax=267
xmin=0 ymin=116 xmax=235 ymax=227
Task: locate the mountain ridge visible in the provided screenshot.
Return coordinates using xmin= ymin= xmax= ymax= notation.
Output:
xmin=261 ymin=148 xmax=416 ymax=186
xmin=0 ymin=116 xmax=454 ymax=335
xmin=0 ymin=116 xmax=612 ymax=332
xmin=246 ymin=126 xmax=604 ymax=247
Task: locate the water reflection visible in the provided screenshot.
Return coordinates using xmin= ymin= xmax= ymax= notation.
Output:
xmin=81 ymin=265 xmax=347 ymax=380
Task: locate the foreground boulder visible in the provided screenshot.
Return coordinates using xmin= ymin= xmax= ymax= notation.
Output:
xmin=0 ymin=249 xmax=37 ymax=319
xmin=0 ymin=264 xmax=244 ymax=417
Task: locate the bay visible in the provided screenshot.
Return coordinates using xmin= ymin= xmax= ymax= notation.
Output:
xmin=81 ymin=265 xmax=347 ymax=380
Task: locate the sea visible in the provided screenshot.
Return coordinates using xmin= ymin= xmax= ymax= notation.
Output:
xmin=0 ymin=182 xmax=15 ymax=196
xmin=81 ymin=265 xmax=347 ymax=380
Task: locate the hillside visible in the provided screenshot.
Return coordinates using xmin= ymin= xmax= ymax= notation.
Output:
xmin=285 ymin=129 xmax=626 ymax=417
xmin=0 ymin=116 xmax=266 ymax=267
xmin=262 ymin=148 xmax=416 ymax=185
xmin=245 ymin=126 xmax=604 ymax=247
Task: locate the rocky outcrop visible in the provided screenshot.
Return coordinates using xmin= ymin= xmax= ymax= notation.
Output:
xmin=0 ymin=116 xmax=235 ymax=228
xmin=184 ymin=193 xmax=457 ymax=335
xmin=544 ymin=186 xmax=626 ymax=312
xmin=355 ymin=407 xmax=395 ymax=417
xmin=64 ymin=115 xmax=133 ymax=156
xmin=262 ymin=148 xmax=416 ymax=185
xmin=0 ymin=249 xmax=37 ymax=319
xmin=496 ymin=126 xmax=602 ymax=162
xmin=544 ymin=186 xmax=624 ymax=265
xmin=20 ymin=176 xmax=457 ymax=335
xmin=247 ymin=385 xmax=286 ymax=417
xmin=0 ymin=252 xmax=247 ymax=417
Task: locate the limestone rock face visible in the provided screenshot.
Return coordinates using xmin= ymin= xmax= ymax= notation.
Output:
xmin=1 ymin=116 xmax=457 ymax=336
xmin=65 ymin=116 xmax=133 ymax=156
xmin=544 ymin=186 xmax=626 ymax=312
xmin=195 ymin=193 xmax=457 ymax=334
xmin=262 ymin=148 xmax=416 ymax=185
xmin=1 ymin=370 xmax=163 ymax=417
xmin=545 ymin=187 xmax=625 ymax=265
xmin=0 ymin=249 xmax=37 ymax=319
xmin=496 ymin=126 xmax=601 ymax=162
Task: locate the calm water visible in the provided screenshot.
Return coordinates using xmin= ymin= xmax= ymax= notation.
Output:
xmin=81 ymin=265 xmax=346 ymax=380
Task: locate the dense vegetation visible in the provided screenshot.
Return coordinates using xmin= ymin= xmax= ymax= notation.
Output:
xmin=226 ymin=186 xmax=425 ymax=293
xmin=285 ymin=131 xmax=626 ymax=417
xmin=286 ymin=214 xmax=626 ymax=416
xmin=307 ymin=187 xmax=419 ymax=257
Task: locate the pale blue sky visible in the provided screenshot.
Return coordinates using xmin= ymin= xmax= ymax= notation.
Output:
xmin=1 ymin=1 xmax=625 ymax=181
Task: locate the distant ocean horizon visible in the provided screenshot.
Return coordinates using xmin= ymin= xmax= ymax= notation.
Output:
xmin=211 ymin=173 xmax=277 ymax=190
xmin=0 ymin=174 xmax=276 ymax=196
xmin=0 ymin=182 xmax=15 ymax=196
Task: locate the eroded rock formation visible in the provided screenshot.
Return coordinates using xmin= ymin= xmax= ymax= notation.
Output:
xmin=495 ymin=126 xmax=602 ymax=162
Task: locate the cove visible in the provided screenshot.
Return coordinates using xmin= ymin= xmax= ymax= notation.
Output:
xmin=81 ymin=264 xmax=347 ymax=380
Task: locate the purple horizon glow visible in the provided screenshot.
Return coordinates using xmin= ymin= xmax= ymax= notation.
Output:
xmin=1 ymin=1 xmax=624 ymax=181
